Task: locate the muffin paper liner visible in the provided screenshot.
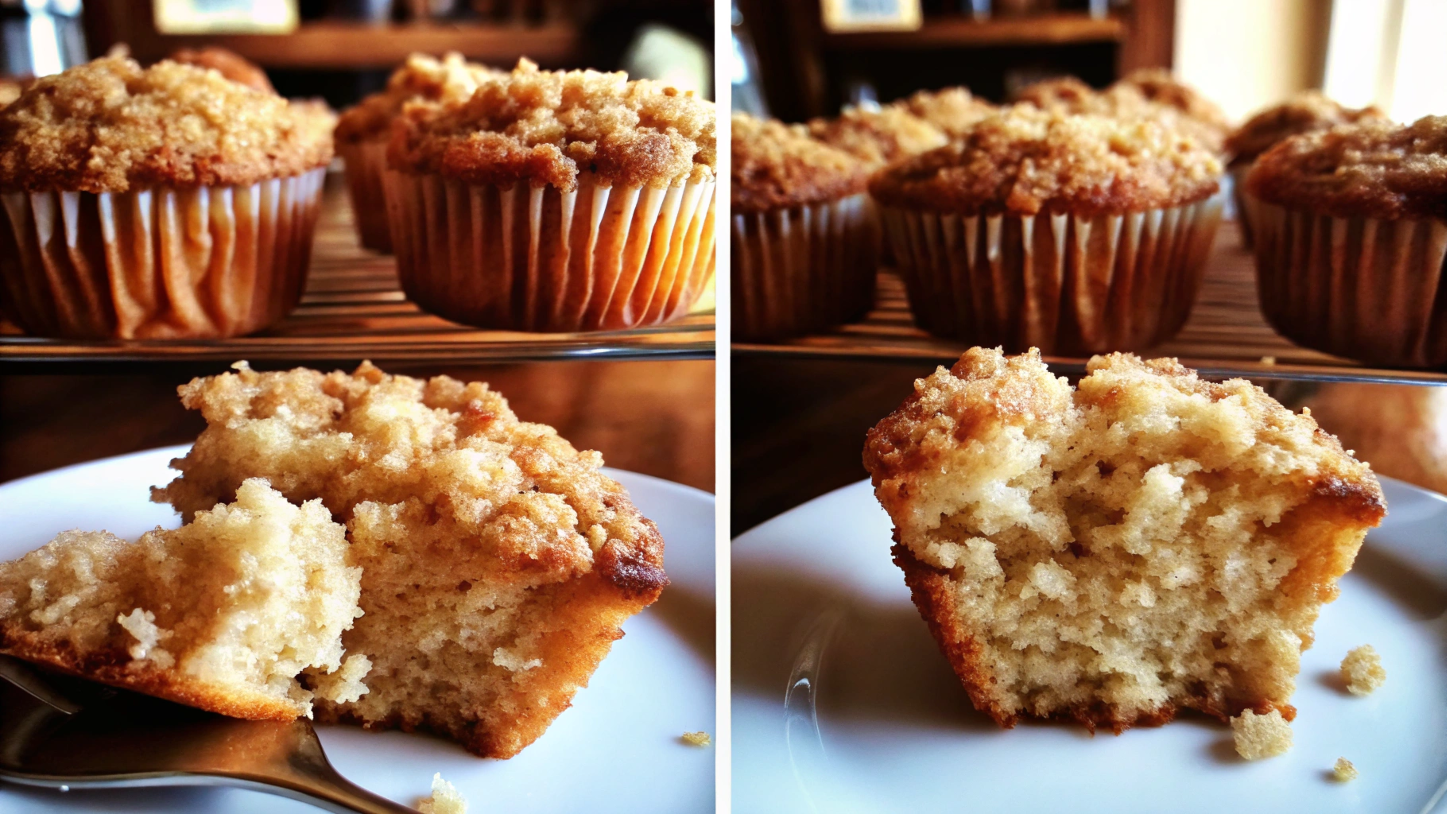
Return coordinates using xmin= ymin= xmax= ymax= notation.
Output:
xmin=731 ymin=193 xmax=879 ymax=340
xmin=338 ymin=138 xmax=393 ymax=253
xmin=384 ymin=171 xmax=715 ymax=333
xmin=0 ymin=168 xmax=325 ymax=339
xmin=1251 ymin=198 xmax=1447 ymax=368
xmin=1230 ymin=163 xmax=1255 ymax=249
xmin=881 ymin=191 xmax=1225 ymax=354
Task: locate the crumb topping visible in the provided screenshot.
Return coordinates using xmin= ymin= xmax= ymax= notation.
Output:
xmin=388 ymin=58 xmax=715 ymax=191
xmin=0 ymin=56 xmax=335 ymax=193
xmin=1227 ymin=91 xmax=1387 ymax=164
xmin=1118 ymin=68 xmax=1231 ymax=133
xmin=334 ymin=52 xmax=497 ymax=144
xmin=1340 ymin=644 xmax=1386 ymax=694
xmin=804 ymin=105 xmax=946 ymax=167
xmin=169 ymin=47 xmax=275 ymax=94
xmin=1246 ymin=115 xmax=1447 ymax=221
xmin=896 ymin=87 xmax=995 ymax=138
xmin=869 ymin=104 xmax=1222 ymax=215
xmin=731 ymin=112 xmax=870 ymax=213
xmin=1016 ymin=76 xmax=1228 ymax=153
xmin=1232 ymin=708 xmax=1293 ymax=760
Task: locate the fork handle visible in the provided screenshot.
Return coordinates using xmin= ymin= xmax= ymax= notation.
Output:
xmin=239 ymin=773 xmax=420 ymax=814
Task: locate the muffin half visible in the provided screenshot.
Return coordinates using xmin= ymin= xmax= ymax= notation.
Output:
xmin=732 ymin=112 xmax=878 ymax=339
xmin=0 ymin=56 xmax=333 ymax=339
xmin=385 ymin=59 xmax=716 ymax=333
xmin=1245 ymin=115 xmax=1447 ymax=368
xmin=870 ymin=104 xmax=1224 ymax=353
xmin=864 ymin=347 xmax=1385 ymax=731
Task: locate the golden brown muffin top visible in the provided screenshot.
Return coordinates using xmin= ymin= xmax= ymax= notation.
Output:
xmin=731 ymin=112 xmax=870 ymax=214
xmin=895 ymin=87 xmax=995 ymax=138
xmin=1016 ymin=75 xmax=1228 ymax=154
xmin=1118 ymin=68 xmax=1231 ymax=133
xmin=0 ymin=56 xmax=335 ymax=193
xmin=869 ymin=104 xmax=1222 ymax=216
xmin=1246 ymin=115 xmax=1447 ymax=221
xmin=388 ymin=59 xmax=715 ymax=191
xmin=804 ymin=105 xmax=948 ymax=167
xmin=169 ymin=47 xmax=274 ymax=93
xmin=334 ymin=52 xmax=496 ymax=144
xmin=1226 ymin=91 xmax=1387 ymax=165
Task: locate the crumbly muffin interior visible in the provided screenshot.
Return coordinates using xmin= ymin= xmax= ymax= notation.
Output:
xmin=865 ymin=349 xmax=1384 ymax=727
xmin=154 ymin=361 xmax=666 ymax=757
xmin=0 ymin=479 xmax=364 ymax=717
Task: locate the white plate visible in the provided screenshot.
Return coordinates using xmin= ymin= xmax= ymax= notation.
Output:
xmin=734 ymin=478 xmax=1447 ymax=814
xmin=0 ymin=446 xmax=716 ymax=813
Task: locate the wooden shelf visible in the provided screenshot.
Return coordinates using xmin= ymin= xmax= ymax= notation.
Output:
xmin=733 ymin=222 xmax=1447 ymax=386
xmin=823 ymin=13 xmax=1125 ymax=50
xmin=0 ymin=174 xmax=714 ymax=368
xmin=127 ymin=21 xmax=582 ymax=69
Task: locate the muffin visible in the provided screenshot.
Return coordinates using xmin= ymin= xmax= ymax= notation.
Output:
xmin=1306 ymin=382 xmax=1447 ymax=496
xmin=864 ymin=348 xmax=1385 ymax=732
xmin=1225 ymin=92 xmax=1386 ymax=246
xmin=1016 ymin=75 xmax=1229 ymax=154
xmin=0 ymin=479 xmax=366 ymax=720
xmin=804 ymin=105 xmax=947 ymax=167
xmin=0 ymin=56 xmax=334 ymax=339
xmin=153 ymin=361 xmax=667 ymax=758
xmin=732 ymin=112 xmax=878 ymax=339
xmin=168 ymin=46 xmax=275 ymax=93
xmin=1117 ymin=68 xmax=1231 ymax=138
xmin=870 ymin=105 xmax=1224 ymax=353
xmin=385 ymin=59 xmax=716 ymax=333
xmin=1245 ymin=115 xmax=1447 ymax=368
xmin=895 ymin=87 xmax=995 ymax=139
xmin=333 ymin=53 xmax=495 ymax=253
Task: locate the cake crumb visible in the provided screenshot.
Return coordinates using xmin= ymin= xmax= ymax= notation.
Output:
xmin=682 ymin=730 xmax=712 ymax=747
xmin=1231 ymin=709 xmax=1293 ymax=760
xmin=1341 ymin=645 xmax=1385 ymax=695
xmin=416 ymin=774 xmax=467 ymax=814
xmin=1333 ymin=757 xmax=1358 ymax=782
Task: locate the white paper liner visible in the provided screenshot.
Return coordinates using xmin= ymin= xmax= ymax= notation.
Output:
xmin=0 ymin=168 xmax=326 ymax=339
xmin=1251 ymin=197 xmax=1447 ymax=368
xmin=338 ymin=138 xmax=393 ymax=253
xmin=1230 ymin=163 xmax=1256 ymax=249
xmin=731 ymin=193 xmax=879 ymax=340
xmin=881 ymin=191 xmax=1225 ymax=354
xmin=384 ymin=170 xmax=715 ymax=332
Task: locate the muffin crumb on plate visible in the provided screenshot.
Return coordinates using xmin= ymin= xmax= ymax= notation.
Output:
xmin=416 ymin=773 xmax=467 ymax=814
xmin=1231 ymin=709 xmax=1293 ymax=760
xmin=1341 ymin=645 xmax=1386 ymax=695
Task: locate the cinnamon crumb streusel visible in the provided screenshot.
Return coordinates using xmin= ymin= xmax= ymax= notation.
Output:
xmin=731 ymin=112 xmax=870 ymax=214
xmin=0 ymin=56 xmax=334 ymax=193
xmin=895 ymin=87 xmax=995 ymax=138
xmin=169 ymin=46 xmax=275 ymax=93
xmin=388 ymin=58 xmax=715 ymax=192
xmin=334 ymin=52 xmax=497 ymax=144
xmin=1226 ymin=91 xmax=1386 ymax=165
xmin=1246 ymin=115 xmax=1447 ymax=221
xmin=1016 ymin=76 xmax=1228 ymax=153
xmin=805 ymin=105 xmax=946 ymax=167
xmin=869 ymin=104 xmax=1222 ymax=215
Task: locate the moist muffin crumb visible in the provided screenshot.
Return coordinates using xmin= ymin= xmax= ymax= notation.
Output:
xmin=731 ymin=112 xmax=870 ymax=213
xmin=1341 ymin=645 xmax=1386 ymax=694
xmin=0 ymin=55 xmax=334 ymax=193
xmin=869 ymin=104 xmax=1221 ymax=215
xmin=804 ymin=105 xmax=946 ymax=167
xmin=1226 ymin=91 xmax=1386 ymax=165
xmin=1333 ymin=758 xmax=1359 ymax=782
xmin=389 ymin=58 xmax=715 ymax=191
xmin=1232 ymin=709 xmax=1293 ymax=760
xmin=1246 ymin=115 xmax=1447 ymax=221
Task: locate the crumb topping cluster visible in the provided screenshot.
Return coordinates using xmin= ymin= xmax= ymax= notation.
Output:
xmin=870 ymin=104 xmax=1222 ymax=215
xmin=1118 ymin=68 xmax=1231 ymax=133
xmin=731 ymin=112 xmax=870 ymax=213
xmin=1246 ymin=115 xmax=1447 ymax=221
xmin=896 ymin=87 xmax=995 ymax=138
xmin=0 ymin=56 xmax=334 ymax=193
xmin=388 ymin=59 xmax=715 ymax=191
xmin=804 ymin=105 xmax=946 ymax=167
xmin=334 ymin=52 xmax=497 ymax=143
xmin=1226 ymin=91 xmax=1386 ymax=164
xmin=1016 ymin=75 xmax=1228 ymax=154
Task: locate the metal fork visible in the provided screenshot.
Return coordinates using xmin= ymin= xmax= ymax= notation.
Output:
xmin=0 ymin=655 xmax=415 ymax=813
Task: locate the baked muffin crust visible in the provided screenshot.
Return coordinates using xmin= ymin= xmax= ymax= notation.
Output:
xmin=0 ymin=56 xmax=334 ymax=193
xmin=869 ymin=104 xmax=1221 ymax=216
xmin=334 ymin=52 xmax=496 ymax=144
xmin=1245 ymin=115 xmax=1447 ymax=221
xmin=731 ymin=112 xmax=870 ymax=214
xmin=1226 ymin=91 xmax=1386 ymax=165
xmin=895 ymin=87 xmax=995 ymax=138
xmin=805 ymin=105 xmax=947 ymax=167
xmin=1118 ymin=68 xmax=1231 ymax=133
xmin=169 ymin=47 xmax=275 ymax=93
xmin=388 ymin=59 xmax=715 ymax=191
